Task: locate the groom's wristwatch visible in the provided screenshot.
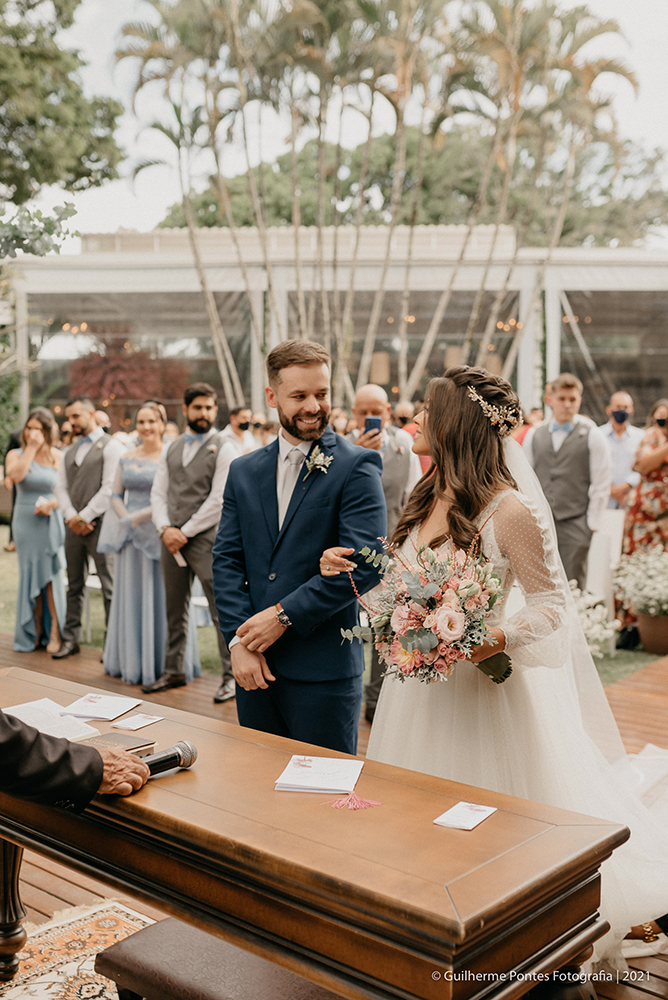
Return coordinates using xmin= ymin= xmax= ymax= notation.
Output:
xmin=275 ymin=603 xmax=292 ymax=629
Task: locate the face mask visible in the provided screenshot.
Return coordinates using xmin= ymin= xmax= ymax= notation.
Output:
xmin=611 ymin=409 xmax=629 ymax=424
xmin=253 ymin=421 xmax=263 ymax=429
xmin=238 ymin=421 xmax=250 ymax=431
xmin=396 ymin=415 xmax=410 ymax=425
xmin=657 ymin=418 xmax=667 ymax=428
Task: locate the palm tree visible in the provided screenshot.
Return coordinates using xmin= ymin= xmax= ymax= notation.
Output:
xmin=135 ymin=102 xmax=244 ymax=407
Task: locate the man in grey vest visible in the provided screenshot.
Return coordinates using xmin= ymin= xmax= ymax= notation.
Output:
xmin=347 ymin=384 xmax=423 ymax=722
xmin=53 ymin=396 xmax=125 ymax=658
xmin=523 ymin=373 xmax=611 ymax=589
xmin=149 ymin=383 xmax=233 ymax=700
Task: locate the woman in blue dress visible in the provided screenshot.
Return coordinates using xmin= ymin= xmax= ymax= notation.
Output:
xmin=99 ymin=403 xmax=200 ymax=686
xmin=6 ymin=408 xmax=66 ymax=653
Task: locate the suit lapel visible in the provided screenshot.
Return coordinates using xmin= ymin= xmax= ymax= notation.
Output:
xmin=258 ymin=439 xmax=280 ymax=542
xmin=273 ymin=428 xmax=338 ymax=551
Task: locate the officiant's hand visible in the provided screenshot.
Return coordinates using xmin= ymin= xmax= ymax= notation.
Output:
xmin=231 ymin=643 xmax=276 ymax=689
xmin=469 ymin=628 xmax=506 ymax=663
xmin=97 ymin=747 xmax=150 ymax=796
xmin=237 ymin=606 xmax=286 ymax=652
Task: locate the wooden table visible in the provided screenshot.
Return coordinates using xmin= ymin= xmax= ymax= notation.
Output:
xmin=0 ymin=667 xmax=628 ymax=1000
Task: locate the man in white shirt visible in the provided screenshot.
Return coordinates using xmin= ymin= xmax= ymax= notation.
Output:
xmin=150 ymin=383 xmax=233 ymax=701
xmin=600 ymin=391 xmax=645 ymax=509
xmin=523 ymin=373 xmax=611 ymax=588
xmin=53 ymin=397 xmax=125 ymax=658
xmin=347 ymin=384 xmax=423 ymax=722
xmin=219 ymin=406 xmax=256 ymax=458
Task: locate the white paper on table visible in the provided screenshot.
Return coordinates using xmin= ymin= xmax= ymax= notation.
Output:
xmin=275 ymin=755 xmax=364 ymax=794
xmin=111 ymin=713 xmax=163 ymax=731
xmin=433 ymin=801 xmax=497 ymax=831
xmin=60 ymin=693 xmax=142 ymax=721
xmin=4 ymin=698 xmax=99 ymax=742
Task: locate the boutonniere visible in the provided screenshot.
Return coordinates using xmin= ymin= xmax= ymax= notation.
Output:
xmin=207 ymin=443 xmax=218 ymax=453
xmin=303 ymin=445 xmax=333 ymax=481
xmin=397 ymin=445 xmax=404 ymax=455
xmin=95 ymin=440 xmax=104 ymax=450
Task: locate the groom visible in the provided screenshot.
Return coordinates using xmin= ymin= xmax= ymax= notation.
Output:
xmin=212 ymin=340 xmax=386 ymax=754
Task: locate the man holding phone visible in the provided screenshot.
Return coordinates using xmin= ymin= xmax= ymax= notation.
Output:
xmin=348 ymin=384 xmax=423 ymax=722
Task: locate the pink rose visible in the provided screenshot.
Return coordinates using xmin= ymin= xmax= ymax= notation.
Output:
xmin=448 ymin=576 xmax=460 ymax=591
xmin=465 ymin=598 xmax=478 ymax=611
xmin=437 ymin=642 xmax=449 ymax=656
xmin=409 ymin=601 xmax=427 ymax=620
xmin=434 ymin=657 xmax=454 ymax=676
xmin=390 ymin=604 xmax=411 ymax=635
xmin=431 ymin=606 xmax=466 ymax=642
xmin=422 ymin=648 xmax=438 ymax=665
xmin=440 ymin=588 xmax=459 ymax=608
xmin=390 ymin=640 xmax=423 ymax=674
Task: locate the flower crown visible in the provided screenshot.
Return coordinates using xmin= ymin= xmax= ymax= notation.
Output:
xmin=466 ymin=385 xmax=521 ymax=437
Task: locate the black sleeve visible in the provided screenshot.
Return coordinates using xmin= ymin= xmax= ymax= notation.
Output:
xmin=0 ymin=710 xmax=104 ymax=812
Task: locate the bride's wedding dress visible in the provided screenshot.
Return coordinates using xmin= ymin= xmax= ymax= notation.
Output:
xmin=366 ymin=441 xmax=668 ymax=966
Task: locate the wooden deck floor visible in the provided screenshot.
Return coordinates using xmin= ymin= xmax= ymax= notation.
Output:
xmin=3 ymin=633 xmax=668 ymax=1000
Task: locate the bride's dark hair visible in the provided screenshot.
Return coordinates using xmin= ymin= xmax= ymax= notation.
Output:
xmin=393 ymin=366 xmax=520 ymax=552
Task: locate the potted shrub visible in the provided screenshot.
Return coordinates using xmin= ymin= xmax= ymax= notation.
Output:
xmin=568 ymin=582 xmax=618 ymax=658
xmin=615 ymin=548 xmax=668 ymax=655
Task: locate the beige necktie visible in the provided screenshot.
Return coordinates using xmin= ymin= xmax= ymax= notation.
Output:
xmin=278 ymin=449 xmax=305 ymax=528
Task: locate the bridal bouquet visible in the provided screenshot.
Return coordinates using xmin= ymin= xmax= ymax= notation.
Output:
xmin=342 ymin=539 xmax=512 ymax=684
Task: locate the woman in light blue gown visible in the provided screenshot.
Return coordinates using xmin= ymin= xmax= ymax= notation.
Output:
xmin=99 ymin=403 xmax=200 ymax=686
xmin=6 ymin=409 xmax=66 ymax=652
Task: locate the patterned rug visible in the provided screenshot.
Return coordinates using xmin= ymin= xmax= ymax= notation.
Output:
xmin=0 ymin=900 xmax=154 ymax=998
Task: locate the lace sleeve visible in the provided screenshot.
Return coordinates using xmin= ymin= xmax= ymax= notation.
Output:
xmin=492 ymin=493 xmax=568 ymax=655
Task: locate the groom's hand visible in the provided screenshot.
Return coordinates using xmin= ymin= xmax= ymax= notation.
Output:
xmin=237 ymin=607 xmax=286 ymax=652
xmin=231 ymin=644 xmax=276 ymax=690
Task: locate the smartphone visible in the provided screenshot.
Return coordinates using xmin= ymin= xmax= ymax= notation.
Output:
xmin=364 ymin=416 xmax=382 ymax=436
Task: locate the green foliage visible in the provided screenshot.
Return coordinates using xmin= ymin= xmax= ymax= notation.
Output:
xmin=0 ymin=330 xmax=18 ymax=456
xmin=0 ymin=203 xmax=77 ymax=258
xmin=0 ymin=0 xmax=124 ymax=203
xmin=160 ymin=126 xmax=668 ymax=248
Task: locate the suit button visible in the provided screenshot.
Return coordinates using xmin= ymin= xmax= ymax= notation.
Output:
xmin=268 ymin=572 xmax=276 ymax=581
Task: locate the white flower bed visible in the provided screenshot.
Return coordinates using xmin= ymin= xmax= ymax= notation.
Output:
xmin=615 ymin=547 xmax=668 ymax=617
xmin=569 ymin=581 xmax=618 ymax=658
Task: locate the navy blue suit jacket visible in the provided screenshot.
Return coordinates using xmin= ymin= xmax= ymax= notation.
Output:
xmin=212 ymin=427 xmax=387 ymax=682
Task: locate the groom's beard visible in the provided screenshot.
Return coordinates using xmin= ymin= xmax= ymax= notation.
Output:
xmin=187 ymin=417 xmax=213 ymax=434
xmin=276 ymin=405 xmax=328 ymax=442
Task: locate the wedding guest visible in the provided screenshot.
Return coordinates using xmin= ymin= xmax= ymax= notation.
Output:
xmin=601 ymin=391 xmax=644 ymax=510
xmin=53 ymin=397 xmax=125 ymax=659
xmin=95 ymin=409 xmax=111 ymax=432
xmin=329 ymin=407 xmax=349 ymax=435
xmin=523 ymin=373 xmax=610 ymax=588
xmin=59 ymin=421 xmax=74 ymax=447
xmin=260 ymin=421 xmax=279 ymax=446
xmin=251 ymin=412 xmax=266 ymax=446
xmin=392 ymin=400 xmax=415 ymax=429
xmin=99 ymin=403 xmax=201 ymax=687
xmin=213 ymin=340 xmax=387 ymax=754
xmin=5 ymin=409 xmax=66 ymax=653
xmin=164 ymin=421 xmax=180 ymax=441
xmin=3 ymin=428 xmax=21 ymax=551
xmin=150 ymin=383 xmax=233 ymax=701
xmin=617 ymin=399 xmax=668 ymax=650
xmin=220 ymin=406 xmax=256 ymax=458
xmin=348 ymin=384 xmax=423 ymax=722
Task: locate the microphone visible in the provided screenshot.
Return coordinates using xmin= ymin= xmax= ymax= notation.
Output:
xmin=143 ymin=741 xmax=198 ymax=776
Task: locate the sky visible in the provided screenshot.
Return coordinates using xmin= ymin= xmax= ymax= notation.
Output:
xmin=31 ymin=0 xmax=668 ymax=247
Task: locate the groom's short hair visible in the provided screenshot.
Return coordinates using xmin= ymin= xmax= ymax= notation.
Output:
xmin=266 ymin=340 xmax=331 ymax=387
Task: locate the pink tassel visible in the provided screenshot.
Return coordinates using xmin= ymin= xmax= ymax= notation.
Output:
xmin=324 ymin=791 xmax=382 ymax=810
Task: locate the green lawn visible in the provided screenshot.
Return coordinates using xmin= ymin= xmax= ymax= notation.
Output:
xmin=0 ymin=523 xmax=658 ymax=684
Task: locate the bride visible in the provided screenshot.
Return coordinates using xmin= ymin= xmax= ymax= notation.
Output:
xmin=320 ymin=366 xmax=668 ymax=966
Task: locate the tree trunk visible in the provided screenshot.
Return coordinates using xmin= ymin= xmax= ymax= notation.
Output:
xmin=403 ymin=117 xmax=503 ymax=401
xmin=398 ymin=108 xmax=426 ymax=398
xmin=356 ymin=103 xmax=407 ymax=389
xmin=502 ymin=135 xmax=577 ymax=381
xmin=290 ymin=100 xmax=308 ymax=339
xmin=462 ymin=113 xmax=520 ymax=366
xmin=315 ymin=92 xmax=333 ymax=356
xmin=183 ymin=191 xmax=243 ymax=406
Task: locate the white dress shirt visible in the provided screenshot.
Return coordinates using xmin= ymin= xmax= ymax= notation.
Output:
xmin=219 ymin=424 xmax=257 ymax=457
xmin=151 ymin=428 xmax=229 ymax=538
xmin=523 ymin=415 xmax=611 ymax=532
xmin=600 ymin=421 xmax=645 ymax=509
xmin=55 ymin=426 xmax=125 ymax=523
